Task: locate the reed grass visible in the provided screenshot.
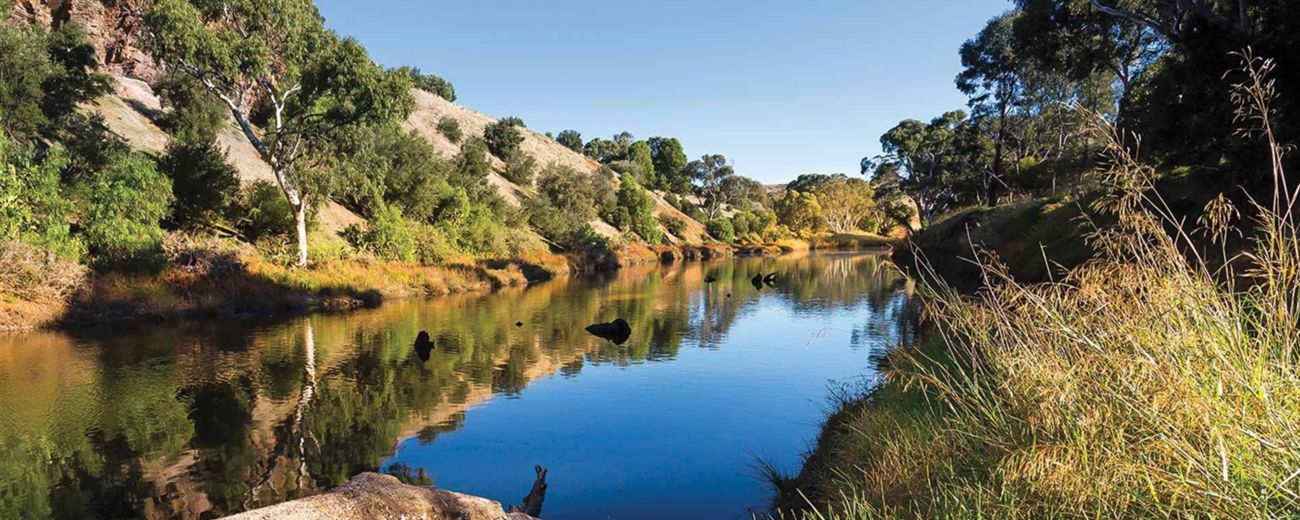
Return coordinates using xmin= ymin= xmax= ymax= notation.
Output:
xmin=781 ymin=51 xmax=1300 ymax=519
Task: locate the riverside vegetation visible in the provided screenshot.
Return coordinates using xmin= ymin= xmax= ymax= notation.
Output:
xmin=774 ymin=0 xmax=1300 ymax=518
xmin=0 ymin=0 xmax=903 ymax=330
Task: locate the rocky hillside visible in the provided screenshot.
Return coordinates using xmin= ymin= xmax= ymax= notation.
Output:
xmin=9 ymin=0 xmax=711 ymax=247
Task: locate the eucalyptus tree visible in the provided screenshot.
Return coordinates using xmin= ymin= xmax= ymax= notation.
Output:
xmin=687 ymin=154 xmax=735 ymax=220
xmin=146 ymin=0 xmax=413 ymax=266
xmin=648 ymin=136 xmax=688 ymax=193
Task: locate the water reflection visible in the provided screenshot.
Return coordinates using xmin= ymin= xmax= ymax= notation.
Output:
xmin=0 ymin=252 xmax=913 ymax=519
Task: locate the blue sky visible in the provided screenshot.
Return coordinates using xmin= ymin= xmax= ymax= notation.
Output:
xmin=314 ymin=0 xmax=1010 ymax=184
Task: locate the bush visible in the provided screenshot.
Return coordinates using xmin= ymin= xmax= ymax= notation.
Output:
xmin=83 ymin=152 xmax=173 ymax=272
xmin=436 ymin=116 xmax=462 ymax=143
xmin=343 ymin=204 xmax=416 ymax=262
xmin=154 ymin=72 xmax=227 ymax=144
xmin=0 ymin=240 xmax=88 ymax=302
xmin=158 ymin=141 xmax=239 ymax=228
xmin=706 ymin=218 xmax=735 ymax=243
xmin=483 ymin=117 xmax=525 ymax=159
xmin=395 ymin=66 xmax=456 ymax=101
xmin=0 ymin=136 xmax=83 ymax=260
xmin=501 ymin=152 xmax=536 ymax=186
xmin=237 ymin=180 xmax=296 ymax=242
xmin=613 ymin=174 xmax=661 ymax=243
xmin=526 ymin=163 xmax=612 ymax=250
xmin=658 ymin=214 xmax=686 ymax=237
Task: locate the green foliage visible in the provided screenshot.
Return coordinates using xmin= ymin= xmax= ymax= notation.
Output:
xmin=584 ymin=131 xmax=633 ymax=164
xmin=0 ymin=25 xmax=56 ymax=140
xmin=343 ymin=204 xmax=416 ymax=262
xmin=40 ymin=23 xmax=110 ymax=122
xmin=526 ymin=164 xmax=610 ymax=250
xmin=501 ymin=153 xmax=536 ymax=186
xmin=611 ymin=174 xmax=662 ymax=244
xmin=686 ymin=154 xmax=735 ymax=219
xmin=0 ymin=136 xmax=82 ymax=259
xmin=455 ymin=137 xmax=491 ymax=182
xmin=237 ymin=180 xmax=296 ymax=242
xmin=811 ymin=177 xmax=879 ymax=233
xmin=393 ymin=65 xmax=456 ymax=101
xmin=775 ymin=190 xmax=824 ymax=237
xmin=155 ymin=73 xmax=227 ymax=144
xmin=627 ymin=140 xmax=656 ymax=186
xmin=331 ymin=123 xmax=454 ymax=223
xmin=658 ymin=214 xmax=687 ymax=238
xmin=483 ymin=117 xmax=525 ymax=159
xmin=436 ymin=116 xmax=462 ymax=143
xmin=555 ymin=129 xmax=583 ymax=152
xmin=83 ymin=153 xmax=173 ymax=272
xmin=648 ymin=136 xmax=689 ymax=193
xmin=159 ymin=141 xmax=239 ymax=228
xmin=705 ymin=217 xmax=735 ymax=243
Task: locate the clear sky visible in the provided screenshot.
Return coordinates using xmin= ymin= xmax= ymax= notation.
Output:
xmin=313 ymin=0 xmax=1010 ymax=185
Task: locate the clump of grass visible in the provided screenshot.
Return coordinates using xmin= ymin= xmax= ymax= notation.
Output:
xmin=783 ymin=52 xmax=1300 ymax=519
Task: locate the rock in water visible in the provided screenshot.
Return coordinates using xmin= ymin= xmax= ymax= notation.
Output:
xmin=414 ymin=331 xmax=433 ymax=362
xmin=763 ymin=273 xmax=777 ymax=287
xmin=585 ymin=318 xmax=632 ymax=345
xmin=704 ymin=274 xmax=717 ymax=283
xmin=751 ymin=273 xmax=764 ymax=290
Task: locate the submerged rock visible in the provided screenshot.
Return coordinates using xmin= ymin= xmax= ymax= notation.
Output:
xmin=751 ymin=273 xmax=764 ymax=290
xmin=585 ymin=318 xmax=632 ymax=345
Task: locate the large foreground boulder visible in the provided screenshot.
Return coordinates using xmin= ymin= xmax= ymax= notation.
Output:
xmin=225 ymin=473 xmax=538 ymax=520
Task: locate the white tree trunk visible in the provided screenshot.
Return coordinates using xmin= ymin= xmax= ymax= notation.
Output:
xmin=293 ymin=204 xmax=309 ymax=268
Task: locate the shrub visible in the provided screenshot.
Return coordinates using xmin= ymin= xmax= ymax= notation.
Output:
xmin=0 ymin=240 xmax=88 ymax=302
xmin=436 ymin=116 xmax=462 ymax=143
xmin=613 ymin=174 xmax=661 ymax=243
xmin=658 ymin=214 xmax=686 ymax=237
xmin=154 ymin=72 xmax=227 ymax=144
xmin=395 ymin=66 xmax=456 ymax=101
xmin=555 ymin=129 xmax=582 ymax=153
xmin=0 ymin=137 xmax=83 ymax=260
xmin=526 ymin=164 xmax=613 ymax=250
xmin=83 ymin=152 xmax=173 ymax=272
xmin=501 ymin=152 xmax=536 ymax=186
xmin=343 ymin=204 xmax=416 ymax=262
xmin=158 ymin=141 xmax=239 ymax=228
xmin=237 ymin=180 xmax=296 ymax=242
xmin=706 ymin=218 xmax=735 ymax=243
xmin=455 ymin=137 xmax=491 ymax=181
xmin=483 ymin=117 xmax=525 ymax=159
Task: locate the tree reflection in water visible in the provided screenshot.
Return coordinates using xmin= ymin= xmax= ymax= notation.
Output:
xmin=0 ymin=252 xmax=912 ymax=519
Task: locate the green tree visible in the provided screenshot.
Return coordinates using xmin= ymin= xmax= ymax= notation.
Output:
xmin=775 ymin=190 xmax=824 ymax=237
xmin=0 ymin=25 xmax=56 ymax=140
xmin=648 ymin=136 xmax=688 ymax=192
xmin=705 ymin=218 xmax=735 ymax=243
xmin=83 ymin=153 xmax=174 ymax=271
xmin=556 ymin=130 xmax=583 ymax=153
xmin=502 ymin=153 xmax=537 ymax=186
xmin=686 ymin=154 xmax=735 ymax=219
xmin=155 ymin=72 xmax=228 ymax=145
xmin=393 ymin=66 xmax=455 ymax=101
xmin=146 ymin=0 xmax=414 ymax=267
xmin=40 ymin=23 xmax=110 ymax=123
xmin=811 ymin=177 xmax=879 ymax=233
xmin=958 ymin=12 xmax=1022 ymax=205
xmin=158 ymin=141 xmax=240 ymax=228
xmin=627 ymin=140 xmax=656 ymax=186
xmin=483 ymin=117 xmax=525 ymax=159
xmin=584 ymin=131 xmax=634 ymax=164
xmin=613 ymin=174 xmax=661 ymax=243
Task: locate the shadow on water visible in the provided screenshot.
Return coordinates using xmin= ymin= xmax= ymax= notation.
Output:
xmin=0 ymin=252 xmax=913 ymax=519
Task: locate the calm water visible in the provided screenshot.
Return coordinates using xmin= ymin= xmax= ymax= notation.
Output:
xmin=0 ymin=253 xmax=914 ymax=519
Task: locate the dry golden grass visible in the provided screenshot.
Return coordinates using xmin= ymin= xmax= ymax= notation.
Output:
xmin=782 ymin=52 xmax=1300 ymax=519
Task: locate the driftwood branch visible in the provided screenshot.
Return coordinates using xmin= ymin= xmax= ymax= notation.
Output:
xmin=508 ymin=465 xmax=548 ymax=518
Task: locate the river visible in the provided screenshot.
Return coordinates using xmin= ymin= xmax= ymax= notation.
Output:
xmin=0 ymin=252 xmax=915 ymax=519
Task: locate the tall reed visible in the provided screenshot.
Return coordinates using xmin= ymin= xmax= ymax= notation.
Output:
xmin=787 ymin=51 xmax=1300 ymax=519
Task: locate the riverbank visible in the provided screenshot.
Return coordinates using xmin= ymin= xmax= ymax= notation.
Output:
xmin=775 ymin=198 xmax=1300 ymax=517
xmin=1 ymin=233 xmax=746 ymax=331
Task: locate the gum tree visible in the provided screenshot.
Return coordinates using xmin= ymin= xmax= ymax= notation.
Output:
xmin=146 ymin=0 xmax=411 ymax=266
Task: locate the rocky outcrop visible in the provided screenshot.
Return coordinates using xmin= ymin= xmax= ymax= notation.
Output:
xmin=7 ymin=0 xmax=157 ymax=81
xmin=224 ymin=473 xmax=538 ymax=520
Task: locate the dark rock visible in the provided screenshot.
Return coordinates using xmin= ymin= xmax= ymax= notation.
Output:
xmin=751 ymin=273 xmax=764 ymax=290
xmin=414 ymin=331 xmax=433 ymax=362
xmin=763 ymin=273 xmax=778 ymax=287
xmin=585 ymin=318 xmax=632 ymax=345
xmin=515 ymin=321 xmax=524 ymax=327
